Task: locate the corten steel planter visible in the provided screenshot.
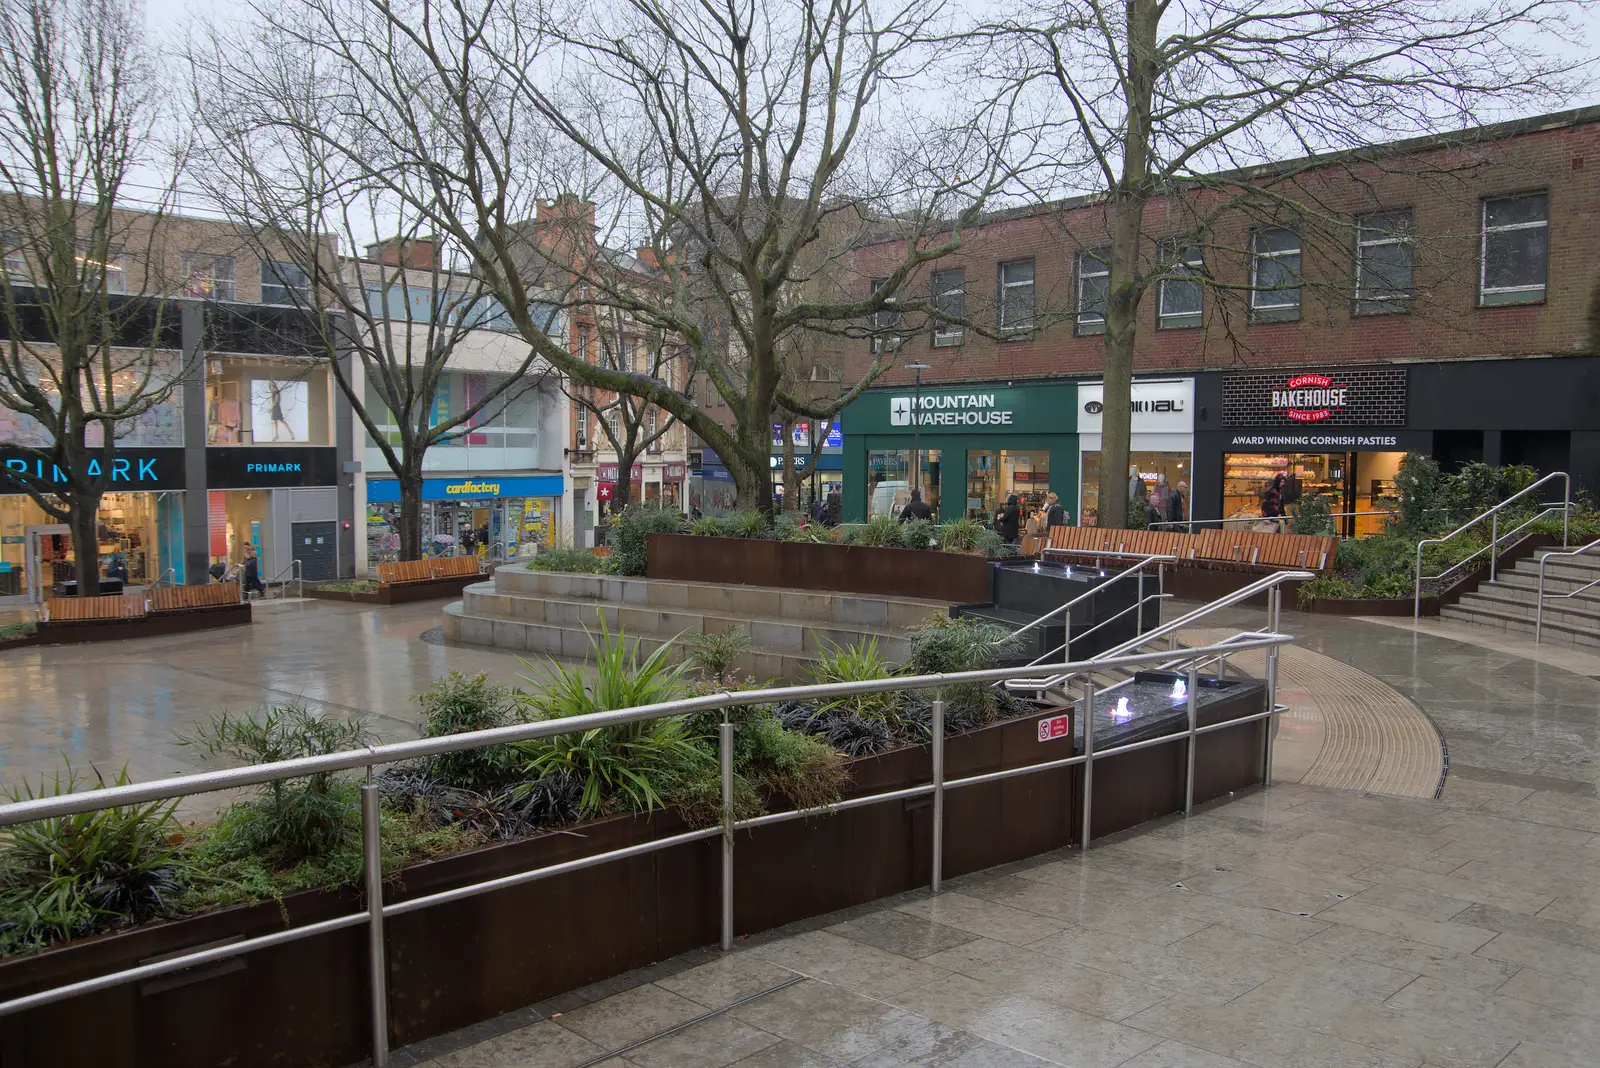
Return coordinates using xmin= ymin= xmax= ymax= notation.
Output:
xmin=30 ymin=603 xmax=253 ymax=646
xmin=1294 ymin=532 xmax=1558 ymax=616
xmin=305 ymin=574 xmax=482 ymax=605
xmin=0 ymin=683 xmax=1266 ymax=1068
xmin=647 ymin=533 xmax=994 ymax=603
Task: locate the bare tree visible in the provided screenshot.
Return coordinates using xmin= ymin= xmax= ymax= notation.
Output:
xmin=184 ymin=31 xmax=561 ymax=561
xmin=571 ymin=302 xmax=681 ymax=512
xmin=991 ymin=0 xmax=1585 ymax=528
xmin=0 ymin=0 xmax=182 ymax=596
xmin=210 ymin=0 xmax=1025 ymax=514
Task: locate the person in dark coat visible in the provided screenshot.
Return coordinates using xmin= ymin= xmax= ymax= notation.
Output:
xmin=105 ymin=556 xmax=129 ymax=583
xmin=899 ymin=489 xmax=933 ymax=523
xmin=996 ymin=494 xmax=1022 ymax=544
xmin=242 ymin=551 xmax=266 ymax=598
xmin=1261 ymin=474 xmax=1287 ymax=519
xmin=209 ymin=560 xmax=227 ymax=583
xmin=826 ymin=488 xmax=842 ymax=527
xmin=1167 ymin=481 xmax=1188 ymax=525
xmin=1044 ymin=492 xmax=1067 ymax=529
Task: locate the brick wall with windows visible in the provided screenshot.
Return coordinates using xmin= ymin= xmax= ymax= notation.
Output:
xmin=833 ymin=107 xmax=1600 ymax=392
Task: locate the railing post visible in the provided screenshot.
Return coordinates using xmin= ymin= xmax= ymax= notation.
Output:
xmin=1536 ymin=555 xmax=1547 ymax=645
xmin=1264 ymin=588 xmax=1282 ymax=787
xmin=361 ymin=773 xmax=389 ymax=1068
xmin=719 ymin=721 xmax=735 ymax=951
xmin=1079 ymin=676 xmax=1095 ymax=851
xmin=1184 ymin=663 xmax=1200 ymax=815
xmin=931 ymin=698 xmax=945 ymax=893
xmin=1215 ymin=651 xmax=1227 ymax=683
xmin=1564 ymin=477 xmax=1571 ymax=547
xmin=1413 ymin=541 xmax=1425 ymax=619
xmin=1491 ymin=513 xmax=1499 ymax=582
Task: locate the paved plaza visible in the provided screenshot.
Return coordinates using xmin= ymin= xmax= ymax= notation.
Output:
xmin=3 ymin=598 xmax=1600 ymax=1066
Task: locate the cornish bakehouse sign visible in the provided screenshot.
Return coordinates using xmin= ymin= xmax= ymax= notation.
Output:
xmin=1272 ymin=374 xmax=1348 ymax=423
xmin=1222 ymin=367 xmax=1406 ymax=428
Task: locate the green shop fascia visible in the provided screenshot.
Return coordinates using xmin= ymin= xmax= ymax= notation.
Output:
xmin=841 ymin=380 xmax=1078 ymax=523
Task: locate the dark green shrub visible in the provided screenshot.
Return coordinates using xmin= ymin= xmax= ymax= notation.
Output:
xmin=1292 ymin=493 xmax=1336 ymax=536
xmin=1362 ymin=572 xmax=1415 ymax=599
xmin=846 ymin=514 xmax=904 ymax=548
xmin=182 ymin=704 xmax=375 ymax=866
xmin=730 ymin=509 xmax=772 ymax=540
xmin=1126 ymin=496 xmax=1150 ymax=530
xmin=683 ymin=629 xmax=754 ymax=685
xmin=1296 ymin=573 xmax=1360 ymax=608
xmin=1442 ymin=462 xmax=1538 ymax=525
xmin=900 ymin=519 xmax=937 ymax=550
xmin=1394 ymin=452 xmax=1446 ymax=535
xmin=417 ymin=672 xmax=523 ymax=791
xmin=0 ymin=765 xmax=185 ymax=953
xmin=608 ymin=503 xmax=685 ymax=576
xmin=808 ymin=636 xmax=904 ymax=723
xmin=690 ymin=515 xmax=735 ymax=538
xmin=905 ymin=616 xmax=1020 ymax=726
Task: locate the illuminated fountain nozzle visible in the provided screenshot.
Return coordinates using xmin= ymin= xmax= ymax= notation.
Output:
xmin=1171 ymin=678 xmax=1188 ymax=702
xmin=1113 ymin=696 xmax=1134 ymax=722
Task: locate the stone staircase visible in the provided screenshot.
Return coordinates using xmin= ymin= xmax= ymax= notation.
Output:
xmin=1441 ymin=549 xmax=1600 ymax=648
xmin=442 ymin=565 xmax=945 ymax=680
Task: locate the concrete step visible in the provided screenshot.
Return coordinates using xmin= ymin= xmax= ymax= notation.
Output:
xmin=1440 ymin=602 xmax=1600 ymax=650
xmin=494 ymin=566 xmax=945 ymax=631
xmin=460 ymin=583 xmax=912 ymax=659
xmin=1478 ymin=573 xmax=1600 ymax=606
xmin=441 ymin=602 xmax=828 ymax=682
xmin=1456 ymin=587 xmax=1600 ymax=631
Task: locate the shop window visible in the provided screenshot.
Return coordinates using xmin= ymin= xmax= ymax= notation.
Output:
xmin=1 ymin=231 xmax=23 ymax=276
xmin=997 ymin=258 xmax=1034 ymax=334
xmin=1157 ymin=244 xmax=1204 ymax=329
xmin=260 ymin=261 xmax=310 ymax=306
xmin=1080 ymin=451 xmax=1190 ymax=528
xmin=965 ymin=449 xmax=1049 ymax=522
xmin=1354 ymin=210 xmax=1413 ymax=315
xmin=1075 ymin=249 xmax=1109 ymax=336
xmin=1480 ymin=193 xmax=1547 ymax=306
xmin=1249 ymin=228 xmax=1301 ymax=321
xmin=931 ymin=268 xmax=964 ymax=346
xmin=869 ymin=278 xmax=903 ymax=352
xmin=867 ymin=449 xmax=912 ymax=518
xmin=181 ymin=252 xmax=236 ymax=302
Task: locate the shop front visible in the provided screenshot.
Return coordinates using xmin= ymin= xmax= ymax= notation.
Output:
xmin=1076 ymin=379 xmax=1194 ymax=527
xmin=0 ymin=447 xmax=186 ymax=599
xmin=841 ymin=381 xmax=1078 ymax=523
xmin=366 ymin=474 xmax=565 ymax=561
xmin=207 ymin=446 xmax=343 ymax=581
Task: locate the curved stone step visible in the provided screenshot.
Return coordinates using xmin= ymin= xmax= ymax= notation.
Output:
xmin=1439 ymin=602 xmax=1600 ymax=649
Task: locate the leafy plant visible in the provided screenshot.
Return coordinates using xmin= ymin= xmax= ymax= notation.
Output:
xmin=904 ymin=616 xmax=1021 ymax=725
xmin=0 ymin=764 xmax=185 ymax=952
xmin=844 ymin=513 xmax=904 ymax=548
xmin=900 ymin=518 xmax=937 ymax=550
xmin=730 ymin=509 xmax=772 ymax=540
xmin=690 ymin=515 xmax=734 ymax=538
xmin=935 ymin=516 xmax=1000 ymax=556
xmin=514 ymin=620 xmax=704 ymax=816
xmin=182 ymin=704 xmax=375 ymax=865
xmin=1394 ymin=451 xmax=1446 ymax=535
xmin=1296 ymin=573 xmax=1360 ymax=608
xmin=0 ymin=620 xmax=36 ymax=640
xmin=1442 ymin=462 xmax=1538 ymax=526
xmin=683 ymin=629 xmax=754 ymax=686
xmin=1361 ymin=572 xmax=1415 ymax=599
xmin=1126 ymin=495 xmax=1150 ymax=530
xmin=530 ymin=546 xmax=614 ymax=574
xmin=314 ymin=580 xmax=380 ymax=593
xmin=1292 ymin=493 xmax=1336 ymax=536
xmin=608 ymin=502 xmax=685 ymax=576
xmin=417 ymin=672 xmax=522 ymax=791
xmin=808 ymin=636 xmax=904 ymax=723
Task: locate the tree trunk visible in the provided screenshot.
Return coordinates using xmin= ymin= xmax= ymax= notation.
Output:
xmin=726 ymin=443 xmax=773 ymax=514
xmin=780 ymin=416 xmax=798 ymax=513
xmin=69 ymin=493 xmax=102 ymax=597
xmin=398 ymin=465 xmax=425 ymax=561
xmin=612 ymin=449 xmax=637 ymax=510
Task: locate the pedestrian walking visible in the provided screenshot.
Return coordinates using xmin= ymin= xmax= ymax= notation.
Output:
xmin=996 ymin=494 xmax=1022 ymax=545
xmin=242 ymin=551 xmax=266 ymax=598
xmin=1045 ymin=492 xmax=1068 ymax=529
xmin=899 ymin=488 xmax=933 ymax=522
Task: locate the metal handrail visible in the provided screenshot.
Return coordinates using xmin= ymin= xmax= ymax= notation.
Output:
xmin=1535 ymin=537 xmax=1600 ymax=643
xmin=266 ymin=558 xmax=304 ymax=600
xmin=1005 ymin=553 xmax=1175 ymax=643
xmin=0 ymin=633 xmax=1294 ymax=1068
xmin=1008 ymin=569 xmax=1315 ymax=693
xmin=1413 ymin=470 xmax=1572 ymax=618
xmin=1150 ymin=510 xmax=1398 ymax=534
xmin=153 ymin=567 xmax=177 ymax=587
xmin=1022 ymin=593 xmax=1174 ymax=667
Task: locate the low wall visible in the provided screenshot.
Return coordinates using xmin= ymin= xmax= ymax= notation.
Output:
xmin=31 ymin=604 xmax=252 ymax=646
xmin=0 ymin=686 xmax=1267 ymax=1067
xmin=647 ymin=534 xmax=994 ymax=603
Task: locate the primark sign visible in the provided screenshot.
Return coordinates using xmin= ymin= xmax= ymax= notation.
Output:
xmin=889 ymin=393 xmax=1015 ymax=427
xmin=0 ymin=447 xmax=185 ymax=489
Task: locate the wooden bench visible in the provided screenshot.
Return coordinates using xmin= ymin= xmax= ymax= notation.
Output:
xmin=376 ymin=555 xmax=481 ymax=587
xmin=1043 ymin=524 xmax=1335 ymax=572
xmin=149 ymin=584 xmax=242 ymax=613
xmin=44 ymin=594 xmax=147 ymax=623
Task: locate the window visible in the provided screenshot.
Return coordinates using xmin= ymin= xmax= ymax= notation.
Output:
xmin=577 ymin=405 xmax=588 ymax=445
xmin=260 ymin=260 xmax=309 ymax=305
xmin=931 ymin=268 xmax=965 ymax=346
xmin=2 ymin=232 xmax=23 ymax=275
xmin=998 ymin=258 xmax=1034 ymax=333
xmin=577 ymin=328 xmax=591 ymax=363
xmin=869 ymin=278 xmax=903 ymax=351
xmin=1158 ymin=244 xmax=1204 ymax=329
xmin=1075 ymin=249 xmax=1109 ymax=335
xmin=1250 ymin=229 xmax=1301 ymax=321
xmin=71 ymin=240 xmax=125 ymax=293
xmin=1481 ymin=193 xmax=1547 ymax=306
xmin=181 ymin=253 xmax=236 ymax=301
xmin=1354 ymin=211 xmax=1413 ymax=315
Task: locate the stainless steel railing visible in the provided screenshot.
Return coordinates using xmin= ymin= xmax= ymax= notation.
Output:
xmin=1413 ymin=471 xmax=1571 ymax=618
xmin=1004 ymin=553 xmax=1175 ymax=653
xmin=0 ymin=634 xmax=1292 ymax=1067
xmin=1535 ymin=537 xmax=1600 ymax=643
xmin=265 ymin=557 xmax=304 ymax=599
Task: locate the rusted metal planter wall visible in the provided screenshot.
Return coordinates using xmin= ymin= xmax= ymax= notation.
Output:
xmin=647 ymin=533 xmax=994 ymax=603
xmin=0 ymin=688 xmax=1265 ymax=1068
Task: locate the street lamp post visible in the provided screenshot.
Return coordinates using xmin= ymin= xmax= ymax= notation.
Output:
xmin=905 ymin=363 xmax=931 ymax=497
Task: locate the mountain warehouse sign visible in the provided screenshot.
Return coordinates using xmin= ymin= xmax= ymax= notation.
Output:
xmin=890 ymin=393 xmax=1013 ymax=427
xmin=846 ymin=381 xmax=1076 ymax=437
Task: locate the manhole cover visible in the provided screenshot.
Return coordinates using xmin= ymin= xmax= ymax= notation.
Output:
xmin=420 ymin=627 xmax=446 ymax=646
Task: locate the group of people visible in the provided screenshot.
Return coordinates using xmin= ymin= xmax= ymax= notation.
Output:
xmin=208 ymin=551 xmax=267 ymax=597
xmin=1130 ymin=471 xmax=1188 ymax=528
xmin=809 ymin=488 xmax=844 ymax=527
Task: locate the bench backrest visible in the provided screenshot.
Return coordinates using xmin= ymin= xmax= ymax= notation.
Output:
xmin=149 ymin=584 xmax=241 ymax=612
xmin=45 ymin=594 xmax=147 ymax=622
xmin=433 ymin=555 xmax=482 ymax=579
xmin=377 ymin=555 xmax=481 ymax=586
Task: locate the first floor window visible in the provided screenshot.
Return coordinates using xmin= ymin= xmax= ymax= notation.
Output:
xmin=1355 ymin=211 xmax=1414 ymax=315
xmin=998 ymin=259 xmax=1034 ymax=333
xmin=1158 ymin=244 xmax=1204 ymax=329
xmin=1075 ymin=248 xmax=1109 ymax=335
xmin=931 ymin=267 xmax=965 ymax=345
xmin=1250 ymin=229 xmax=1301 ymax=321
xmin=1481 ymin=193 xmax=1547 ymax=306
xmin=261 ymin=260 xmax=309 ymax=305
xmin=181 ymin=252 xmax=236 ymax=301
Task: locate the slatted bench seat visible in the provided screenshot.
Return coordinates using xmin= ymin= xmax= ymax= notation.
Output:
xmin=376 ymin=555 xmax=481 ymax=587
xmin=149 ymin=584 xmax=242 ymax=613
xmin=43 ymin=594 xmax=147 ymax=623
